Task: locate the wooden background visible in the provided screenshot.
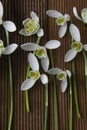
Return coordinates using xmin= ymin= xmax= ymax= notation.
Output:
xmin=0 ymin=0 xmax=87 ymax=129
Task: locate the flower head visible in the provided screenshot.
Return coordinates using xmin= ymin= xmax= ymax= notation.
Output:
xmin=64 ymin=24 xmax=87 ymax=62
xmin=46 ymin=10 xmax=70 ymax=38
xmin=48 ymin=68 xmax=71 ymax=92
xmin=19 ymin=11 xmax=43 ymax=37
xmin=21 ymin=40 xmax=61 ymax=72
xmin=73 ymin=7 xmax=87 ymax=24
xmin=0 ymin=1 xmax=16 ymax=32
xmin=0 ymin=39 xmax=18 ymax=57
xmin=21 ymin=53 xmax=48 ymax=90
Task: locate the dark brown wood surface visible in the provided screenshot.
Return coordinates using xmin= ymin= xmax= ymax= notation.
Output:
xmin=0 ymin=0 xmax=87 ymax=129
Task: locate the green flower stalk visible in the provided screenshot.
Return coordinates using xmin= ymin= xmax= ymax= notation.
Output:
xmin=5 ymin=30 xmax=18 ymax=130
xmin=82 ymin=51 xmax=87 ymax=93
xmin=69 ymin=78 xmax=72 ymax=130
xmin=72 ymin=60 xmax=81 ymax=118
xmin=5 ymin=31 xmax=13 ymax=130
xmin=44 ymin=83 xmax=48 ymax=130
xmin=49 ymin=50 xmax=59 ymax=130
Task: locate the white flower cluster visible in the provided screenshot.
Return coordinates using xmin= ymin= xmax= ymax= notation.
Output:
xmin=19 ymin=10 xmax=73 ymax=93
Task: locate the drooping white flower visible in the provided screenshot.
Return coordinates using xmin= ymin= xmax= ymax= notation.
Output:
xmin=46 ymin=10 xmax=70 ymax=38
xmin=0 ymin=39 xmax=18 ymax=57
xmin=73 ymin=7 xmax=87 ymax=24
xmin=21 ymin=53 xmax=48 ymax=90
xmin=21 ymin=40 xmax=61 ymax=72
xmin=64 ymin=24 xmax=87 ymax=62
xmin=48 ymin=68 xmax=71 ymax=92
xmin=0 ymin=1 xmax=16 ymax=32
xmin=19 ymin=11 xmax=44 ymax=37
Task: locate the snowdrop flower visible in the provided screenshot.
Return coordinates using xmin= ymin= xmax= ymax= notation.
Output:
xmin=21 ymin=40 xmax=61 ymax=72
xmin=0 ymin=1 xmax=16 ymax=32
xmin=19 ymin=11 xmax=43 ymax=37
xmin=64 ymin=24 xmax=87 ymax=62
xmin=48 ymin=68 xmax=71 ymax=92
xmin=73 ymin=7 xmax=87 ymax=24
xmin=21 ymin=53 xmax=48 ymax=90
xmin=46 ymin=10 xmax=70 ymax=38
xmin=0 ymin=39 xmax=18 ymax=57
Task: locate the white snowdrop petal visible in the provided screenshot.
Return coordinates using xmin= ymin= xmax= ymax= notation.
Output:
xmin=28 ymin=53 xmax=39 ymax=71
xmin=41 ymin=56 xmax=49 ymax=72
xmin=83 ymin=44 xmax=87 ymax=51
xmin=81 ymin=8 xmax=87 ymax=23
xmin=64 ymin=49 xmax=77 ymax=62
xmin=3 ymin=21 xmax=16 ymax=32
xmin=46 ymin=10 xmax=63 ymax=18
xmin=0 ymin=1 xmax=3 ymax=17
xmin=66 ymin=70 xmax=72 ymax=78
xmin=61 ymin=80 xmax=68 ymax=93
xmin=40 ymin=74 xmax=48 ymax=84
xmin=21 ymin=43 xmax=41 ymax=51
xmin=48 ymin=68 xmax=62 ymax=75
xmin=19 ymin=29 xmax=32 ymax=36
xmin=21 ymin=78 xmax=36 ymax=90
xmin=37 ymin=28 xmax=44 ymax=37
xmin=3 ymin=44 xmax=18 ymax=55
xmin=22 ymin=18 xmax=30 ymax=25
xmin=58 ymin=23 xmax=67 ymax=38
xmin=30 ymin=11 xmax=39 ymax=22
xmin=45 ymin=40 xmax=61 ymax=49
xmin=69 ymin=24 xmax=81 ymax=42
xmin=64 ymin=14 xmax=70 ymax=21
xmin=73 ymin=7 xmax=82 ymax=21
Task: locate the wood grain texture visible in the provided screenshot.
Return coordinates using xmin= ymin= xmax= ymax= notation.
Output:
xmin=0 ymin=0 xmax=87 ymax=130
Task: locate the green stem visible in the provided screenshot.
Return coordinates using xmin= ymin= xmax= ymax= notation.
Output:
xmin=5 ymin=30 xmax=13 ymax=130
xmin=44 ymin=84 xmax=48 ymax=130
xmin=49 ymin=50 xmax=59 ymax=130
xmin=25 ymin=37 xmax=41 ymax=112
xmin=72 ymin=60 xmax=81 ymax=118
xmin=82 ymin=51 xmax=87 ymax=93
xmin=25 ymin=65 xmax=30 ymax=112
xmin=69 ymin=79 xmax=72 ymax=130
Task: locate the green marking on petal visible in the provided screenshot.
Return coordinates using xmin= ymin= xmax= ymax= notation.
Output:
xmin=56 ymin=16 xmax=65 ymax=26
xmin=71 ymin=42 xmax=82 ymax=52
xmin=57 ymin=71 xmax=67 ymax=81
xmin=29 ymin=71 xmax=40 ymax=80
xmin=24 ymin=19 xmax=40 ymax=34
xmin=0 ymin=40 xmax=5 ymax=57
xmin=36 ymin=48 xmax=47 ymax=58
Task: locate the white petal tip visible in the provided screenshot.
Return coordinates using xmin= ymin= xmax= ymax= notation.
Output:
xmin=37 ymin=28 xmax=44 ymax=37
xmin=3 ymin=21 xmax=16 ymax=32
xmin=40 ymin=74 xmax=48 ymax=84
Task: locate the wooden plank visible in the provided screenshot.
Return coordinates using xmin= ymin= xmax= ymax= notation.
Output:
xmin=0 ymin=0 xmax=87 ymax=129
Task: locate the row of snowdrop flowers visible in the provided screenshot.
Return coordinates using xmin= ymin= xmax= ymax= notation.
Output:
xmin=19 ymin=9 xmax=73 ymax=92
xmin=0 ymin=1 xmax=18 ymax=130
xmin=19 ymin=10 xmax=72 ymax=130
